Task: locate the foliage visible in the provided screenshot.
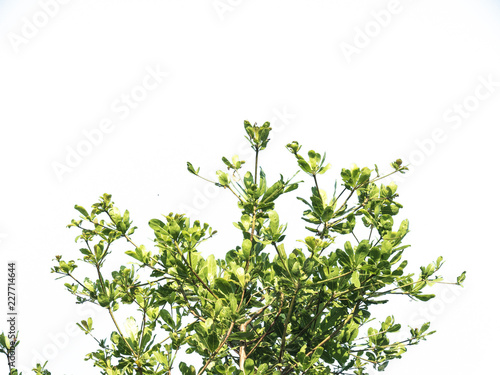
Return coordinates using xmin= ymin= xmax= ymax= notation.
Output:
xmin=2 ymin=121 xmax=465 ymax=374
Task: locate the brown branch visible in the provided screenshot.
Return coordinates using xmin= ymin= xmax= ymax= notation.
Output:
xmin=174 ymin=241 xmax=218 ymax=299
xmin=246 ymin=296 xmax=284 ymax=358
xmin=307 ymin=300 xmax=361 ymax=356
xmin=198 ymin=321 xmax=236 ymax=375
xmin=278 ymin=283 xmax=300 ymax=367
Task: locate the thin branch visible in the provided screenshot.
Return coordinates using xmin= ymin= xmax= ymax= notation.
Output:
xmin=279 ymin=283 xmax=300 ymax=366
xmin=307 ymin=300 xmax=361 ymax=356
xmin=197 ymin=321 xmax=236 ymax=375
xmin=246 ymin=296 xmax=284 ymax=358
xmin=174 ymin=241 xmax=218 ymax=299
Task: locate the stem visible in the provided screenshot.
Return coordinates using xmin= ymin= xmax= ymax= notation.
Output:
xmin=107 ymin=306 xmax=137 ymax=356
xmin=198 ymin=321 xmax=236 ymax=375
xmin=138 ymin=307 xmax=147 ymax=352
xmin=352 ymin=231 xmax=360 ymax=244
xmin=333 ymin=167 xmax=403 ymax=220
xmin=238 ymin=148 xmax=260 ymax=370
xmin=313 ymin=174 xmax=321 ymax=201
xmin=245 ymin=298 xmax=281 ymax=358
xmin=278 ymin=283 xmax=300 ymax=367
xmin=254 ymin=147 xmax=259 ymax=185
xmin=332 ymin=186 xmax=347 ymax=207
xmin=226 ymin=184 xmax=246 ymax=204
xmin=307 ymin=300 xmax=361 ymax=355
xmin=272 ymin=242 xmax=293 ymax=279
xmin=288 ymin=293 xmax=336 ymax=346
xmin=237 ymin=302 xmax=272 ymax=368
xmin=174 ymin=241 xmax=218 ymax=299
xmin=91 ymin=233 xmax=139 ymax=359
xmin=178 ymin=284 xmax=206 ymax=322
xmin=283 ymin=301 xmax=362 ymax=375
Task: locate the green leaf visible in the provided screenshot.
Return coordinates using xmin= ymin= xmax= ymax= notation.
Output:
xmin=222 ymin=156 xmax=233 ymax=169
xmin=242 ymin=239 xmax=252 ymax=259
xmin=321 ymin=205 xmax=334 ymax=222
xmin=124 ymin=317 xmax=138 ymax=341
xmin=0 ymin=333 xmax=10 ymax=350
xmin=318 ymin=163 xmax=331 ymax=174
xmin=235 ymin=267 xmax=246 ymax=287
xmin=109 ymin=207 xmax=121 ymax=224
xmin=354 ymin=240 xmax=370 ymax=266
xmin=207 ymin=332 xmax=219 ymax=353
xmin=97 ymin=293 xmax=110 ymax=307
xmin=284 ymin=182 xmax=299 ymax=193
xmin=215 ymin=278 xmax=233 ymax=297
xmin=229 ymin=294 xmax=238 ymax=314
xmin=261 ymin=180 xmax=284 ymax=203
xmin=256 ymin=363 xmax=269 ymax=374
xmin=269 ymin=210 xmax=279 ymax=233
xmin=358 ymin=167 xmax=372 ymax=185
xmin=413 ymin=294 xmax=435 ymax=301
xmin=217 ymin=170 xmax=230 ymax=186
xmin=207 ymin=254 xmax=217 ymax=283
xmin=160 ymin=309 xmax=175 ymax=329
xmin=258 ymin=168 xmax=267 ymax=196
xmin=351 ymin=270 xmax=360 ymax=288
xmin=244 ymin=358 xmax=255 ymax=375
xmin=74 ymin=205 xmax=89 ymax=219
xmin=241 ymin=214 xmax=251 ymax=231
xmin=297 ymin=159 xmax=312 ymax=174
xmin=187 ymin=161 xmax=199 ymax=175
xmin=457 ymin=271 xmax=466 ymax=285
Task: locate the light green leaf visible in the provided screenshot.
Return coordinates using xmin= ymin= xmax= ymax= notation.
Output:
xmin=216 ymin=170 xmax=230 ymax=186
xmin=74 ymin=205 xmax=89 ymax=218
xmin=207 ymin=254 xmax=217 ymax=284
xmin=351 ymin=270 xmax=360 ymax=288
xmin=242 ymin=239 xmax=252 ymax=259
xmin=124 ymin=317 xmax=138 ymax=340
xmin=269 ymin=210 xmax=279 ymax=233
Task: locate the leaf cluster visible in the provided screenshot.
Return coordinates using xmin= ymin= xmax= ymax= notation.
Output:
xmin=1 ymin=122 xmax=465 ymax=375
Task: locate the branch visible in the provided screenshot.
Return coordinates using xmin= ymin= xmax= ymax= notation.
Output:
xmin=279 ymin=283 xmax=300 ymax=366
xmin=246 ymin=294 xmax=284 ymax=358
xmin=282 ymin=301 xmax=362 ymax=375
xmin=307 ymin=300 xmax=361 ymax=355
xmin=174 ymin=241 xmax=218 ymax=299
xmin=198 ymin=321 xmax=236 ymax=375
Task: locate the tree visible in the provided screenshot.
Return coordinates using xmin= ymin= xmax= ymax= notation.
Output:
xmin=2 ymin=121 xmax=465 ymax=374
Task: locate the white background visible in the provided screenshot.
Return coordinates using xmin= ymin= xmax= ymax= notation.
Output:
xmin=0 ymin=0 xmax=499 ymax=374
